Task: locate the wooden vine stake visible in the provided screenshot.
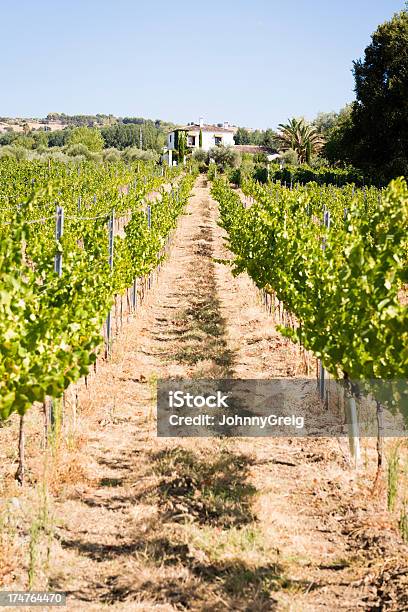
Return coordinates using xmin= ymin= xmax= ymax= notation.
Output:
xmin=372 ymin=399 xmax=384 ymax=492
xmin=15 ymin=414 xmax=25 ymax=485
xmin=42 ymin=400 xmax=49 ymax=449
xmin=344 ymin=384 xmax=361 ymax=468
xmin=15 ymin=222 xmax=28 ymax=483
xmin=132 ymin=278 xmax=138 ymax=312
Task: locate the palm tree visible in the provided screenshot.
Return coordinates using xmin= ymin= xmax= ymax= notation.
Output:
xmin=277 ymin=118 xmax=324 ymax=164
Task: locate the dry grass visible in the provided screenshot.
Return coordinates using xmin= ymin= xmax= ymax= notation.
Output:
xmin=0 ymin=504 xmax=22 ymax=587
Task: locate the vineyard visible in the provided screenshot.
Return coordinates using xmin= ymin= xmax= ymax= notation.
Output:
xmin=0 ymin=158 xmax=194 ymax=417
xmin=1 ymin=157 xmax=408 ymax=610
xmin=212 ymin=177 xmax=407 ymax=392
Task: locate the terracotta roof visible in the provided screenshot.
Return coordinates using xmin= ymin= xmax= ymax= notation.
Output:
xmin=172 ymin=124 xmax=235 ymax=134
xmin=233 ymin=145 xmax=277 ymax=154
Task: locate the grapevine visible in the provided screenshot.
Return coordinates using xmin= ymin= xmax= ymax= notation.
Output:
xmin=212 ymin=176 xmax=408 ymax=412
xmin=0 ymin=158 xmax=195 ymax=420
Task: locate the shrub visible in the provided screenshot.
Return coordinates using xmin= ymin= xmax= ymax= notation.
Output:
xmin=0 ymin=145 xmax=28 ymax=161
xmin=253 ymin=166 xmax=268 ymax=183
xmin=123 ymin=147 xmax=159 ymax=163
xmin=41 ymin=151 xmax=74 ymax=164
xmin=208 ymin=145 xmax=241 ymax=171
xmin=47 ymin=146 xmax=63 ymax=153
xmin=87 ymin=152 xmax=103 ymax=163
xmin=207 ymin=162 xmax=218 ymax=180
xmin=102 ymin=148 xmax=122 ymax=163
xmin=13 ymin=135 xmax=35 ymax=150
xmin=254 ymin=162 xmax=365 ymax=186
xmin=192 ymin=148 xmax=208 ymax=164
xmin=65 ymin=143 xmax=91 ymax=158
xmin=229 ymin=154 xmax=255 ymax=186
xmin=35 ymin=145 xmax=48 ymax=155
xmin=281 ymin=148 xmax=299 ymax=165
xmin=309 ymin=155 xmax=330 ymax=169
xmin=192 ymin=148 xmax=208 ymax=172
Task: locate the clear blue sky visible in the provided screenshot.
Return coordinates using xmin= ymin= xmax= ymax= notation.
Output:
xmin=1 ymin=0 xmax=404 ymax=129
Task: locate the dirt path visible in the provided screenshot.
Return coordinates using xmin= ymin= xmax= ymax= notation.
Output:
xmin=41 ymin=176 xmax=407 ymax=611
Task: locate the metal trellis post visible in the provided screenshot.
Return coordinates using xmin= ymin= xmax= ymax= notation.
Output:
xmin=319 ymin=208 xmax=330 ymax=403
xmin=50 ymin=205 xmax=64 ymax=429
xmin=147 ymin=204 xmax=152 ymax=289
xmin=105 ymin=210 xmax=115 ymax=358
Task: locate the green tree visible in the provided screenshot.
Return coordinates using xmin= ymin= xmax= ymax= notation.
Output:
xmin=349 ymin=10 xmax=408 ymax=179
xmin=101 ymin=122 xmax=165 ymax=152
xmin=234 ymin=127 xmax=252 ymax=144
xmin=251 ymin=130 xmax=264 ymax=145
xmin=323 ymin=105 xmax=354 ymax=165
xmin=312 ymin=112 xmax=339 ymax=136
xmin=142 ymin=120 xmax=160 ymax=151
xmin=233 ymin=127 xmax=277 ymax=148
xmin=48 ymin=129 xmax=71 ymax=147
xmin=13 ymin=135 xmax=35 ymax=149
xmin=67 ymin=126 xmax=104 ymax=151
xmin=261 ymin=129 xmax=278 ymax=149
xmin=66 ymin=143 xmax=93 ymax=158
xmin=178 ymin=130 xmax=187 ymax=163
xmin=277 ymin=118 xmax=324 ymax=164
xmin=32 ymin=131 xmax=48 ymax=149
xmin=101 ymin=124 xmax=139 ymax=149
xmin=199 ymin=129 xmax=203 ymax=148
xmin=0 ymin=132 xmax=18 ymax=146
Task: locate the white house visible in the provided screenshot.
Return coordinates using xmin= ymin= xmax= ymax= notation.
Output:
xmin=164 ymin=118 xmax=235 ymax=164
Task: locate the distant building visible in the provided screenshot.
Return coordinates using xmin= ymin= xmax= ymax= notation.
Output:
xmin=164 ymin=117 xmax=235 ymax=164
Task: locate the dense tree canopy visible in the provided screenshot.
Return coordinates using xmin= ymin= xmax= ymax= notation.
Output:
xmin=321 ymin=105 xmax=354 ymax=165
xmin=46 ymin=112 xmax=115 ymax=126
xmin=67 ymin=127 xmax=104 ymax=151
xmin=234 ymin=127 xmax=252 ymax=145
xmin=322 ymin=10 xmax=408 ymax=180
xmin=312 ymin=112 xmax=339 ymax=136
xmin=47 ymin=129 xmax=71 ymax=147
xmin=0 ymin=132 xmax=17 ymax=146
xmin=101 ymin=122 xmax=165 ymax=152
xmin=349 ymin=10 xmax=408 ymax=179
xmin=234 ymin=127 xmax=278 ymax=149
